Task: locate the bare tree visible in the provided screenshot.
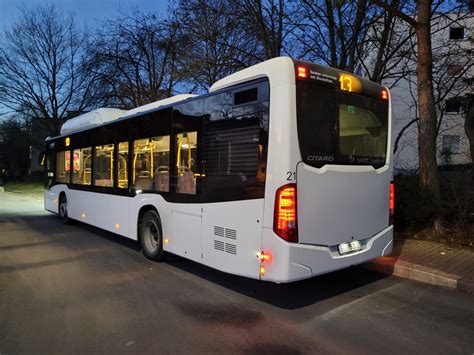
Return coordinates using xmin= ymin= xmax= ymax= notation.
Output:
xmin=465 ymin=95 xmax=474 ymax=163
xmin=294 ymin=0 xmax=374 ymax=71
xmin=291 ymin=0 xmax=416 ymax=86
xmin=91 ymin=11 xmax=181 ymax=108
xmin=0 ymin=5 xmax=100 ymax=141
xmin=234 ymin=0 xmax=292 ymax=60
xmin=174 ymin=0 xmax=260 ymax=91
xmin=174 ymin=0 xmax=295 ymax=91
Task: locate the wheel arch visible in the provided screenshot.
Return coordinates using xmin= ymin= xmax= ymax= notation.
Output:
xmin=58 ymin=191 xmax=67 ymax=213
xmin=135 ymin=204 xmax=162 ymax=239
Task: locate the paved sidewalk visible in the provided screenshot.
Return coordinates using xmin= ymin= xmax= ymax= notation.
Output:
xmin=363 ymin=238 xmax=474 ymax=293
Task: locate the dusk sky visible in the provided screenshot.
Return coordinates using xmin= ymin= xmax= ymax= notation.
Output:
xmin=0 ymin=0 xmax=170 ymax=30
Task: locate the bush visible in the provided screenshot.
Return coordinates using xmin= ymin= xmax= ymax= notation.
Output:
xmin=439 ymin=165 xmax=474 ymax=226
xmin=24 ymin=171 xmax=45 ymax=183
xmin=394 ymin=175 xmax=440 ymax=231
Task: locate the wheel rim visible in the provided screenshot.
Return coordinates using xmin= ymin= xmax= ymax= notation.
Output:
xmin=143 ymin=220 xmax=159 ymax=253
xmin=60 ymin=202 xmax=68 ymax=218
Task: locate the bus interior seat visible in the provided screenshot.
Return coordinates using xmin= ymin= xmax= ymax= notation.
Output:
xmin=154 ymin=171 xmax=169 ymax=192
xmin=178 ymin=171 xmax=196 ymax=194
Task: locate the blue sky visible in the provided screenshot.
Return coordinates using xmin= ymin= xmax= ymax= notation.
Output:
xmin=0 ymin=0 xmax=170 ymax=30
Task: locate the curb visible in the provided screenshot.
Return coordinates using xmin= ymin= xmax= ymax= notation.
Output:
xmin=361 ymin=257 xmax=473 ymax=293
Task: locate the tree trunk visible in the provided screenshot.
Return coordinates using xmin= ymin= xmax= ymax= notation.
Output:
xmin=465 ymin=99 xmax=474 ymax=164
xmin=415 ymin=0 xmax=441 ymax=201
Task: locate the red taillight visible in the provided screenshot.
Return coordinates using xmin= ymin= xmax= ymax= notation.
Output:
xmin=389 ymin=182 xmax=395 ymax=225
xmin=297 ymin=66 xmax=308 ymax=79
xmin=381 ymin=89 xmax=389 ymax=101
xmin=274 ymin=183 xmax=298 ymax=243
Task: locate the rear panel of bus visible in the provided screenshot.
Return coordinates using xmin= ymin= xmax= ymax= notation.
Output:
xmin=260 ymin=60 xmax=393 ymax=282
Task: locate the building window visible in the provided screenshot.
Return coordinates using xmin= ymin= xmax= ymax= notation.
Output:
xmin=442 ymin=135 xmax=461 ymax=154
xmin=94 ymin=144 xmax=114 ymax=187
xmin=449 ymin=27 xmax=464 ymax=40
xmin=72 ymin=147 xmax=92 ymax=185
xmin=444 ymin=97 xmax=462 ymax=113
xmin=448 ymin=64 xmax=463 ymax=77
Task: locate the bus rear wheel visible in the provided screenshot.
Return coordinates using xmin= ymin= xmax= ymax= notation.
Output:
xmin=139 ymin=210 xmax=166 ymax=262
xmin=59 ymin=195 xmax=71 ymax=224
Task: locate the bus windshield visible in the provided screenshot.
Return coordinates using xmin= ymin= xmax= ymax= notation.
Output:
xmin=296 ymin=82 xmax=389 ymax=169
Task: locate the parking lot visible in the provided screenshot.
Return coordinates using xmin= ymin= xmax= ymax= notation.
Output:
xmin=1 ymin=192 xmax=473 ymax=354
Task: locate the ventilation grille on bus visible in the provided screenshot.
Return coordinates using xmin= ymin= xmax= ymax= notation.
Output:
xmin=213 ymin=225 xmax=237 ymax=255
xmin=214 ymin=226 xmax=225 ymax=238
xmin=225 ymin=228 xmax=237 ymax=240
xmin=214 ymin=240 xmax=225 ymax=252
xmin=214 ymin=226 xmax=237 ymax=240
xmin=225 ymin=243 xmax=237 ymax=255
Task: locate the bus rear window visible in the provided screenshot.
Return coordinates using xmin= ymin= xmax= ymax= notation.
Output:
xmin=296 ymin=82 xmax=388 ymax=168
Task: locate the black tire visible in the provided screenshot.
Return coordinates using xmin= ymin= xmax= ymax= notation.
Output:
xmin=139 ymin=210 xmax=167 ymax=261
xmin=58 ymin=195 xmax=71 ymax=224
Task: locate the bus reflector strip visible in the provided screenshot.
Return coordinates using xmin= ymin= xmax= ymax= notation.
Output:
xmin=274 ymin=183 xmax=298 ymax=243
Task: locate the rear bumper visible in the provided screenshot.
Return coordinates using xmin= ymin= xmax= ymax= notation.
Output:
xmin=261 ymin=225 xmax=393 ymax=283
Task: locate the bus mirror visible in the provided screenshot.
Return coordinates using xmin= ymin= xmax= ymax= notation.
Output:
xmin=39 ymin=152 xmax=46 ymax=166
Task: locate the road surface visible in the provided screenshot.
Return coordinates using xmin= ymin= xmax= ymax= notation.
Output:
xmin=0 ymin=192 xmax=473 ymax=354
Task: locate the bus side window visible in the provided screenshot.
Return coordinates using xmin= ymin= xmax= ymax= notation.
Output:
xmin=94 ymin=144 xmax=114 ymax=187
xmin=201 ymin=79 xmax=270 ymax=202
xmin=118 ymin=142 xmax=129 ymax=189
xmin=133 ymin=136 xmax=170 ymax=192
xmin=176 ymin=131 xmax=197 ymax=195
xmin=72 ymin=147 xmax=92 ymax=185
xmin=56 ymin=150 xmax=70 ymax=184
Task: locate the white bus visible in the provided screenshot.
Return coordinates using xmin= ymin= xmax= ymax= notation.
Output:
xmin=44 ymin=57 xmax=394 ymax=283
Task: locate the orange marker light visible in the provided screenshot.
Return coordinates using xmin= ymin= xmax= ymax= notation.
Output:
xmin=259 ymin=251 xmax=272 ymax=263
xmin=260 ymin=265 xmax=266 ymax=276
xmin=297 ymin=66 xmax=308 ymax=79
xmin=381 ymin=89 xmax=389 ymax=101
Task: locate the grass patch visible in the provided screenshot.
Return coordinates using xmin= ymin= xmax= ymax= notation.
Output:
xmin=4 ymin=182 xmax=44 ymax=197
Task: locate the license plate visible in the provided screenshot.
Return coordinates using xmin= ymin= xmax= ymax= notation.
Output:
xmin=338 ymin=240 xmax=362 ymax=255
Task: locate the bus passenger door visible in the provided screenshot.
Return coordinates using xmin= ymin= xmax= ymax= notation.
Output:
xmin=169 ymin=102 xmax=203 ymax=263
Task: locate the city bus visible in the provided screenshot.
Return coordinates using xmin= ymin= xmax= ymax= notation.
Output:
xmin=44 ymin=57 xmax=394 ymax=283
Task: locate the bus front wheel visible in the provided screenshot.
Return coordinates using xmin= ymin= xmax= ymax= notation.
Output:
xmin=59 ymin=195 xmax=71 ymax=224
xmin=139 ymin=210 xmax=167 ymax=262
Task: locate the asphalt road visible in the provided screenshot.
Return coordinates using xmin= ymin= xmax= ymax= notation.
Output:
xmin=1 ymin=192 xmax=473 ymax=354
